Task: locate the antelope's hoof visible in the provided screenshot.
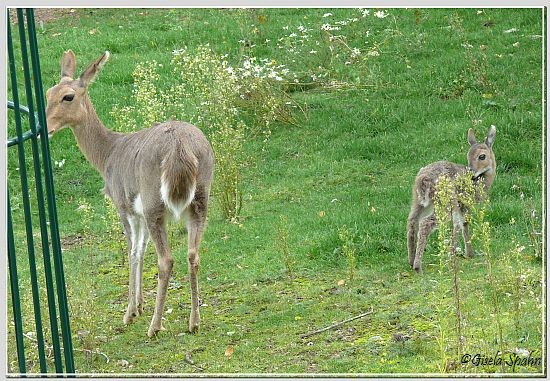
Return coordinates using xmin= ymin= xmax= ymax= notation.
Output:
xmin=188 ymin=323 xmax=200 ymax=334
xmin=147 ymin=324 xmax=166 ymax=337
xmin=123 ymin=310 xmax=139 ymax=325
xmin=189 ymin=313 xmax=200 ymax=333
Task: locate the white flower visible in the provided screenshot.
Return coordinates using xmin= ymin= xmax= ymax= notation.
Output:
xmin=321 ymin=23 xmax=331 ymax=31
xmin=243 ymin=60 xmax=251 ymax=69
xmin=322 ymin=12 xmax=333 ymax=18
xmin=351 ymin=47 xmax=361 ymax=58
xmin=367 ymin=50 xmax=380 ymax=56
xmin=375 ymin=10 xmax=388 ymax=18
xmin=310 ymin=50 xmax=318 ymax=54
xmin=359 ymin=9 xmax=370 ymax=17
xmin=55 ymin=159 xmax=66 ymax=168
xmin=289 ymin=32 xmax=297 ymax=38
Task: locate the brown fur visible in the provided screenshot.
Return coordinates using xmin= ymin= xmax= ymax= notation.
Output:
xmin=46 ymin=50 xmax=214 ymax=336
xmin=407 ymin=126 xmax=496 ymax=274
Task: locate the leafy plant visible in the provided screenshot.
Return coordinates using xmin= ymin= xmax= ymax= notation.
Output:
xmin=337 ymin=225 xmax=358 ymax=281
xmin=277 ymin=215 xmax=294 ymax=280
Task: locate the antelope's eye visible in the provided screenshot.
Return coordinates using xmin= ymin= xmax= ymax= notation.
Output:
xmin=479 ymin=154 xmax=486 ymax=161
xmin=62 ymin=94 xmax=74 ymax=102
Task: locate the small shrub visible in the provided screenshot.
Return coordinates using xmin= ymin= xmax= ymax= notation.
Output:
xmin=111 ymin=45 xmax=297 ymax=221
xmin=337 ymin=225 xmax=358 ymax=281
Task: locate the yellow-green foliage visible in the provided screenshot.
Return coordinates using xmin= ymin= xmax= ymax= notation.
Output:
xmin=337 ymin=225 xmax=358 ymax=281
xmin=433 ymin=172 xmax=479 ymax=258
xmin=111 ymin=61 xmax=166 ymax=132
xmin=111 ymin=45 xmax=296 ymax=221
xmin=76 ymin=198 xmax=93 ymax=246
xmin=432 ymin=172 xmax=481 ymax=371
xmin=101 ymin=195 xmax=126 ymax=264
xmin=171 ymin=46 xmax=247 ymax=221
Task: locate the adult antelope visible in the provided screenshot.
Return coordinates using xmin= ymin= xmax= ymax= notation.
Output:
xmin=46 ymin=50 xmax=214 ymax=337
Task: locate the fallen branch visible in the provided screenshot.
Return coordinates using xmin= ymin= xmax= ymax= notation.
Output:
xmin=300 ymin=307 xmax=374 ymax=339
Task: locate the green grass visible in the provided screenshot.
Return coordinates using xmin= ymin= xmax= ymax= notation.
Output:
xmin=7 ymin=8 xmax=544 ymax=375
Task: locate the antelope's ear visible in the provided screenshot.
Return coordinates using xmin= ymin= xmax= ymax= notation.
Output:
xmin=61 ymin=50 xmax=76 ymax=79
xmin=79 ymin=51 xmax=110 ymax=87
xmin=485 ymin=125 xmax=496 ymax=148
xmin=467 ymin=128 xmax=477 ymax=146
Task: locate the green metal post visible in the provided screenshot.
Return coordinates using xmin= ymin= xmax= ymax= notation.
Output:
xmin=7 ymin=13 xmax=48 ymax=374
xmin=25 ymin=8 xmax=76 ymax=374
xmin=7 ymin=8 xmax=76 ymax=375
xmin=7 ymin=193 xmax=27 ymax=374
xmin=16 ymin=8 xmax=64 ymax=373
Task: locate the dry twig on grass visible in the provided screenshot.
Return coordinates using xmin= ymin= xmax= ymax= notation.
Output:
xmin=300 ymin=307 xmax=374 ymax=339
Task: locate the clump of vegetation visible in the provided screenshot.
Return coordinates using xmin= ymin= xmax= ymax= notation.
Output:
xmin=433 ymin=173 xmax=479 ymax=368
xmin=111 ymin=45 xmax=298 ymax=221
xmin=277 ymin=215 xmax=294 ymax=280
xmin=337 ymin=225 xmax=358 ymax=281
xmin=101 ymin=196 xmax=126 ymax=265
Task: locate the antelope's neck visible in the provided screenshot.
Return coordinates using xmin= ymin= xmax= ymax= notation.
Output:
xmin=71 ymin=98 xmax=119 ymax=175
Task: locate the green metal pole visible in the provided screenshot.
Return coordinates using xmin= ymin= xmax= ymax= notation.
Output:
xmin=25 ymin=8 xmax=76 ymax=374
xmin=7 ymin=193 xmax=27 ymax=375
xmin=16 ymin=8 xmax=64 ymax=373
xmin=7 ymin=12 xmax=47 ymax=374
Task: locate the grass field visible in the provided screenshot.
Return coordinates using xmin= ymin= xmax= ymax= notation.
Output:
xmin=7 ymin=8 xmax=545 ymax=375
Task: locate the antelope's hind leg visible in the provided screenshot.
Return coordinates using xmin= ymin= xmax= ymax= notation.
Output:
xmin=146 ymin=214 xmax=173 ymax=337
xmin=186 ymin=189 xmax=209 ymax=333
xmin=413 ymin=214 xmax=437 ymax=274
xmin=407 ymin=204 xmax=423 ymax=268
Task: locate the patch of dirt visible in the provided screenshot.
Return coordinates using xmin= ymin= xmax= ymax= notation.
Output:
xmin=9 ymin=8 xmax=79 ymax=25
xmin=60 ymin=234 xmax=85 ymax=250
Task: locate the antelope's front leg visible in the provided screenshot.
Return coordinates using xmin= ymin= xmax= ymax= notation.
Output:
xmin=123 ymin=216 xmax=144 ymax=324
xmin=123 ymin=258 xmax=140 ymax=324
xmin=135 ymin=225 xmax=149 ymax=315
